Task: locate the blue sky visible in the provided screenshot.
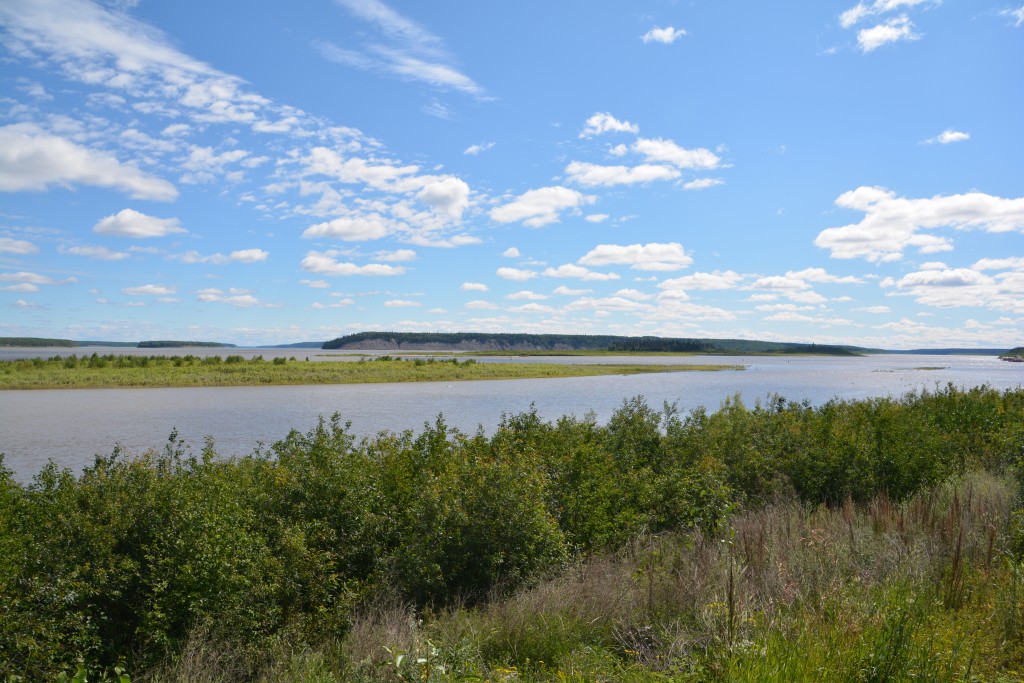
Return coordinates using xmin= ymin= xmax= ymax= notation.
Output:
xmin=1 ymin=0 xmax=1022 ymax=348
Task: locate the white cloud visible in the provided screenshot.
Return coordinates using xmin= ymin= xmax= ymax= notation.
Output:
xmin=93 ymin=209 xmax=185 ymax=238
xmin=1 ymin=283 xmax=40 ymax=293
xmin=890 ymin=267 xmax=1024 ymax=313
xmin=461 ymin=282 xmax=489 ymax=292
xmin=374 ymin=248 xmax=417 ymax=262
xmin=787 ymin=267 xmax=863 ymax=284
xmin=633 ymin=138 xmax=721 ymax=169
xmin=229 ymin=248 xmax=268 ymax=263
xmin=641 ymin=26 xmax=688 ymax=44
xmin=300 ymin=250 xmax=407 ymax=276
xmin=0 ymin=124 xmax=177 ymax=200
xmin=613 ymin=288 xmax=653 ymax=301
xmin=464 ymin=142 xmax=495 ymax=155
xmin=579 ymin=112 xmax=639 ymax=138
xmin=1001 ymin=6 xmax=1024 ymax=27
xmin=972 ymin=256 xmax=1024 ymax=271
xmin=565 ymin=161 xmax=679 ymax=187
xmin=578 ymin=243 xmax=692 ymax=271
xmin=506 ymin=290 xmax=548 ymax=300
xmin=502 ymin=247 xmax=521 ymax=258
xmin=415 ymin=176 xmax=470 ymax=220
xmin=496 ymin=267 xmax=538 ymax=281
xmin=566 ymin=296 xmax=654 ymax=314
xmin=384 ymin=299 xmax=420 ymax=307
xmin=316 ymin=0 xmax=484 ymax=97
xmin=465 ymin=299 xmax=498 ymax=310
xmin=0 ymin=271 xmax=57 ymax=285
xmin=542 ymin=264 xmax=621 ymax=281
xmin=405 ymin=234 xmax=481 ymax=248
xmin=123 ymin=283 xmax=175 ymax=296
xmin=552 ymin=285 xmax=591 ymax=296
xmin=489 ymin=186 xmax=594 ymax=227
xmin=924 ymin=129 xmax=970 ymax=145
xmin=841 ymin=0 xmax=928 ymax=27
xmin=61 ymin=245 xmax=129 ymax=260
xmin=659 ymin=270 xmax=744 ymax=291
xmin=857 ymin=16 xmax=919 ymax=52
xmin=682 ymin=178 xmax=725 ymax=190
xmin=507 ymin=303 xmax=556 ymax=314
xmin=300 ymin=279 xmax=330 ymax=288
xmin=815 ymin=187 xmax=1024 ymax=263
xmin=585 ymin=213 xmax=609 ymax=223
xmin=303 ymin=216 xmax=391 ymax=241
xmin=0 ymin=237 xmax=38 ymax=254
xmin=857 ymin=305 xmax=892 ymax=313
xmin=197 ymin=288 xmax=281 ymax=308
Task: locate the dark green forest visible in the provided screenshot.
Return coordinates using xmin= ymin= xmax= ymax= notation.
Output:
xmin=323 ymin=331 xmax=864 ymax=355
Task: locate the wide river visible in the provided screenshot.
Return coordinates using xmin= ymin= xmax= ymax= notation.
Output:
xmin=1 ymin=348 xmax=1021 ymax=482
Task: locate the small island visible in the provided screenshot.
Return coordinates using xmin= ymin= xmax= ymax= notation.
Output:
xmin=0 ymin=353 xmax=742 ymax=390
xmin=1000 ymin=347 xmax=1024 ymax=362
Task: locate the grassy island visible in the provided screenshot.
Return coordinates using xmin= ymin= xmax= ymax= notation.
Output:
xmin=0 ymin=353 xmax=741 ymax=389
xmin=2 ymin=386 xmax=1024 ymax=681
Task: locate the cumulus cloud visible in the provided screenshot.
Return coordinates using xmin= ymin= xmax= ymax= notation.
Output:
xmin=489 ymin=186 xmax=594 ymax=227
xmin=564 ymin=161 xmax=679 ymax=187
xmin=542 ymin=264 xmax=621 ymax=281
xmin=461 ymin=282 xmax=489 ymax=292
xmin=383 ymin=299 xmax=420 ymax=307
xmin=857 ymin=16 xmax=919 ymax=52
xmin=60 ymin=245 xmax=130 ymax=260
xmin=374 ymin=249 xmax=417 ymax=262
xmin=463 ymin=142 xmax=495 ymax=155
xmin=814 ymin=187 xmax=1024 ymax=263
xmin=682 ymin=178 xmax=725 ymax=190
xmin=0 ymin=124 xmax=177 ymax=200
xmin=579 ymin=243 xmax=693 ymax=271
xmin=496 ymin=267 xmax=538 ymax=281
xmin=416 ymin=176 xmax=470 ymax=220
xmin=585 ymin=213 xmax=609 ymax=223
xmin=506 ymin=290 xmax=547 ymax=300
xmin=660 ymin=270 xmax=744 ymax=291
xmin=579 ymin=112 xmax=639 ymax=138
xmin=229 ymin=248 xmax=268 ymax=263
xmin=552 ymin=285 xmax=591 ymax=296
xmin=924 ymin=129 xmax=970 ymax=145
xmin=502 ymin=247 xmax=521 ymax=258
xmin=197 ymin=287 xmax=281 ymax=307
xmin=122 ymin=283 xmax=175 ymax=296
xmin=632 ymin=138 xmax=721 ymax=169
xmin=464 ymin=299 xmax=498 ymax=309
xmin=300 ymin=250 xmax=407 ymax=276
xmin=641 ymin=26 xmax=687 ymax=44
xmin=890 ymin=266 xmax=1024 ymax=313
xmin=93 ymin=209 xmax=185 ymax=238
xmin=303 ymin=216 xmax=391 ymax=241
xmin=0 ymin=237 xmax=39 ymax=254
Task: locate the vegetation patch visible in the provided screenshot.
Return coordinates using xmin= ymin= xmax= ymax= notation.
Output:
xmin=0 ymin=353 xmax=740 ymax=389
xmin=2 ymin=385 xmax=1023 ymax=681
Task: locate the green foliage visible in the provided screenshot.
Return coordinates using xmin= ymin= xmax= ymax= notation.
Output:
xmin=2 ymin=386 xmax=1023 ymax=679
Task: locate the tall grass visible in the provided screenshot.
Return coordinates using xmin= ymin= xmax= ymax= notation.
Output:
xmin=0 ymin=353 xmax=740 ymax=389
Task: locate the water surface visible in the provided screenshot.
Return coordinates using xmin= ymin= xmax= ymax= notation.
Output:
xmin=2 ymin=351 xmax=1019 ymax=482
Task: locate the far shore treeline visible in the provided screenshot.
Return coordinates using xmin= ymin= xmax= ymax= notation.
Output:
xmin=322 ymin=331 xmax=871 ymax=355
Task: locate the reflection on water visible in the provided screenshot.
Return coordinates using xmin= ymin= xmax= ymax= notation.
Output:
xmin=1 ymin=351 xmax=1020 ymax=482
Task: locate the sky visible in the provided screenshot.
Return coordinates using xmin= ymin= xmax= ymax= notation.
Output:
xmin=0 ymin=0 xmax=1022 ymax=348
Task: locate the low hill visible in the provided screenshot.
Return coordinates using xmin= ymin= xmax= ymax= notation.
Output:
xmin=137 ymin=340 xmax=236 ymax=348
xmin=322 ymin=331 xmax=864 ymax=355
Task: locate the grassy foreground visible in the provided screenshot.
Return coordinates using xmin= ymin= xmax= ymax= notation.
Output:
xmin=2 ymin=386 xmax=1024 ymax=681
xmin=0 ymin=353 xmax=740 ymax=389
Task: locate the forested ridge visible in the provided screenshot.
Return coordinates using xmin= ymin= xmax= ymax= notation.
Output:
xmin=323 ymin=331 xmax=864 ymax=355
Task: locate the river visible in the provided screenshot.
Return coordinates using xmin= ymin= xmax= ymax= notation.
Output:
xmin=1 ymin=349 xmax=1020 ymax=482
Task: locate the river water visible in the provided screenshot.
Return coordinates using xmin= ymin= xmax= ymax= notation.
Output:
xmin=1 ymin=348 xmax=1020 ymax=482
